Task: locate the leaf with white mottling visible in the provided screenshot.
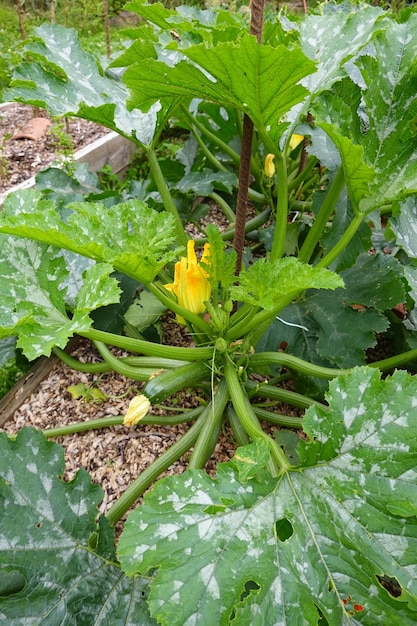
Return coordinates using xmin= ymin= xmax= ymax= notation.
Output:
xmin=1 ymin=189 xmax=180 ymax=285
xmin=5 ymin=23 xmax=165 ymax=146
xmin=0 ymin=427 xmax=155 ymax=625
xmin=118 ymin=367 xmax=417 ymax=626
xmin=314 ymin=15 xmax=417 ymax=213
xmin=0 ymin=235 xmax=121 ymax=360
xmin=300 ymin=5 xmax=383 ymax=95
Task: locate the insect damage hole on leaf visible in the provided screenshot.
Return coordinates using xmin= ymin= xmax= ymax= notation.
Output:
xmin=376 ymin=573 xmax=402 ymax=598
xmin=274 ymin=517 xmax=294 ymax=541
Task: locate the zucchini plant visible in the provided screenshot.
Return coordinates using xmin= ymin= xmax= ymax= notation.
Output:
xmin=2 ymin=1 xmax=417 ymax=624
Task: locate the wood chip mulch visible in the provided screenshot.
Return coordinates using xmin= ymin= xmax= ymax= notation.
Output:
xmin=0 ymin=336 xmax=238 ymax=519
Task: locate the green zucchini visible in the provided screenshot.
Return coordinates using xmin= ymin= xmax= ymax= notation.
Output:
xmin=143 ymin=360 xmax=210 ymax=404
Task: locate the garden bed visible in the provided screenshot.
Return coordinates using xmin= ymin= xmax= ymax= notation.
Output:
xmin=0 ymin=102 xmax=137 ymax=203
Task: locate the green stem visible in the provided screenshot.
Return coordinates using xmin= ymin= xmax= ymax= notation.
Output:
xmin=227 ymin=404 xmax=251 ymax=446
xmin=145 ymin=145 xmax=187 ymax=247
xmin=316 ymin=212 xmax=365 ymax=269
xmin=195 ymin=207 xmax=271 ymax=245
xmin=92 ymin=340 xmax=161 ymax=381
xmin=180 ymin=104 xmax=241 ymax=166
xmin=253 ymin=406 xmax=303 ymax=429
xmin=225 ymin=293 xmax=294 ymax=343
xmin=249 ymin=351 xmax=351 ymax=379
xmin=53 ymin=347 xmax=190 ymax=373
xmin=43 ymin=406 xmax=204 ymax=438
xmin=191 ymin=125 xmax=229 ymax=173
xmin=79 ymin=328 xmax=214 ymax=361
xmin=245 ymin=380 xmax=327 ymax=411
xmin=148 ymin=282 xmax=212 ymax=336
xmin=298 ymin=166 xmax=345 ymax=264
xmin=223 ymin=357 xmax=290 ymax=471
xmin=269 ymin=151 xmax=289 ymax=262
xmin=287 ymin=155 xmax=318 ymax=193
xmin=106 ymin=410 xmax=207 ymax=525
xmin=188 ymin=380 xmax=229 ymax=469
xmin=209 ymin=192 xmax=236 ymax=223
xmin=369 ymin=348 xmax=417 ymax=372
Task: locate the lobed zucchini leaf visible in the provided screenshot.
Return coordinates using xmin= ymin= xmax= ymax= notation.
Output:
xmin=314 ymin=15 xmax=417 ymax=213
xmin=124 ymin=34 xmax=316 ymax=145
xmin=230 ymin=256 xmax=343 ymax=311
xmin=0 ymin=189 xmax=180 ymax=285
xmin=0 ymin=427 xmax=155 ymax=625
xmin=118 ymin=367 xmax=417 ymax=626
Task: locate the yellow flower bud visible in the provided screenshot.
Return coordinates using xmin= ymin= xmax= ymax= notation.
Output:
xmin=264 ymin=153 xmax=276 ymax=178
xmin=289 ymin=134 xmax=304 ymax=151
xmin=123 ymin=395 xmax=151 ymax=427
xmin=165 ymin=240 xmax=211 ymax=322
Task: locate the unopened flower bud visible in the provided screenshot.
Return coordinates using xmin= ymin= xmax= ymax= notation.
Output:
xmin=264 ymin=153 xmax=276 ymax=178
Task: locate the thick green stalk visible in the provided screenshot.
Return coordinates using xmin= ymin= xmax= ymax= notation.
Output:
xmin=188 ymin=380 xmax=229 ymax=469
xmin=223 ymin=358 xmax=290 ymax=471
xmin=79 ymin=328 xmax=214 ymax=361
xmin=145 ymin=145 xmax=187 ymax=247
xmin=195 ymin=208 xmax=271 ymax=245
xmin=234 ymin=113 xmax=255 ymax=273
xmin=180 ymin=104 xmax=241 ymax=166
xmin=249 ymin=351 xmax=351 ymax=379
xmin=105 ymin=410 xmax=207 ymax=526
xmin=93 ymin=340 xmax=161 ymax=381
xmin=269 ymin=151 xmax=289 ymax=262
xmin=245 ymin=380 xmax=327 ymax=411
xmin=316 ymin=212 xmax=365 ymax=269
xmin=369 ymin=348 xmax=417 ymax=372
xmin=53 ymin=347 xmax=190 ymax=374
xmin=43 ymin=406 xmax=204 ymax=438
xmin=209 ymin=192 xmax=236 ymax=223
xmin=148 ymin=282 xmax=213 ymax=336
xmin=298 ymin=166 xmax=345 ymax=264
xmin=253 ymin=406 xmax=303 ymax=429
xmin=191 ymin=125 xmax=229 ymax=173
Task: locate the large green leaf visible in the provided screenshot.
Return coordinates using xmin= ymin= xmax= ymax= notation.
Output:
xmin=0 ymin=189 xmax=180 ymax=285
xmin=118 ymin=367 xmax=417 ymax=625
xmin=0 ymin=236 xmax=121 ymax=360
xmin=300 ymin=4 xmax=383 ymax=95
xmin=230 ymin=257 xmax=343 ymax=311
xmin=124 ymin=34 xmax=316 ymax=144
xmin=314 ymin=14 xmax=417 ymax=213
xmin=5 ymin=23 xmax=167 ymax=146
xmin=387 ymin=197 xmax=417 ymax=260
xmin=0 ymin=427 xmax=155 ymax=625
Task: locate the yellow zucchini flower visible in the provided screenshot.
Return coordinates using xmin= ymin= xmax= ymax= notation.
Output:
xmin=264 ymin=153 xmax=276 ymax=178
xmin=289 ymin=134 xmax=304 ymax=150
xmin=123 ymin=394 xmax=151 ymax=426
xmin=165 ymin=240 xmax=211 ymax=320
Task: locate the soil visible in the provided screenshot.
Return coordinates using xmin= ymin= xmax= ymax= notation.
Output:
xmin=0 ymin=103 xmax=108 ymax=196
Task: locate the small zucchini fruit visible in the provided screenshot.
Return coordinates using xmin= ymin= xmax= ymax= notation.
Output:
xmin=143 ymin=361 xmax=210 ymax=404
